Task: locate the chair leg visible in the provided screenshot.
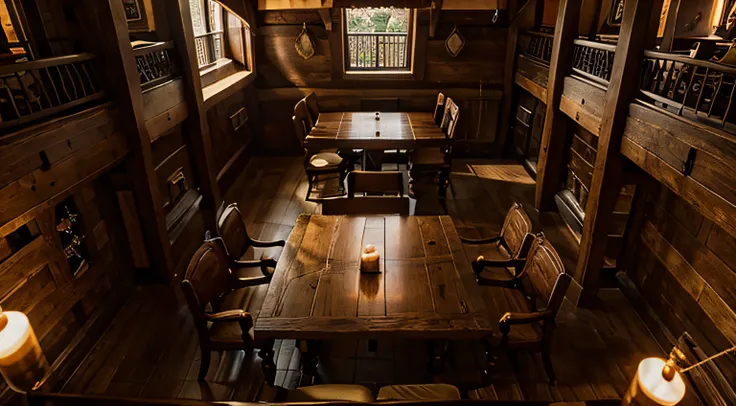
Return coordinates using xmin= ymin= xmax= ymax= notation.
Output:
xmin=198 ymin=348 xmax=211 ymax=381
xmin=305 ymin=174 xmax=314 ymax=202
xmin=542 ymin=337 xmax=556 ymax=385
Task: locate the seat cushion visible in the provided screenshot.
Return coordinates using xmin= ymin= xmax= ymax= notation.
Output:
xmin=209 ymin=284 xmax=269 ymax=349
xmin=377 ymin=384 xmax=461 ymax=401
xmin=287 ymin=384 xmax=375 ymax=402
xmin=480 ymin=285 xmax=543 ymax=348
xmin=309 ymin=152 xmax=343 ymax=169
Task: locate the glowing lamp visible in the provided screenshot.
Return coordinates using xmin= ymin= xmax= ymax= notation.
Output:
xmin=0 ymin=307 xmax=49 ymax=393
xmin=622 ymin=357 xmax=685 ymax=406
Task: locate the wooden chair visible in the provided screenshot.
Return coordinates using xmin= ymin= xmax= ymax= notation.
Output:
xmin=304 ymin=92 xmax=320 ymax=126
xmin=293 ymin=100 xmax=348 ymax=201
xmin=461 ymin=202 xmax=535 ymax=284
xmin=321 ymin=170 xmax=410 ymax=215
xmin=182 ymin=238 xmax=272 ymax=381
xmin=482 ymin=233 xmax=571 ymax=385
xmin=433 ymin=92 xmax=446 ymax=126
xmin=409 ymin=97 xmax=459 ymax=201
xmin=215 ymin=202 xmax=285 ymax=280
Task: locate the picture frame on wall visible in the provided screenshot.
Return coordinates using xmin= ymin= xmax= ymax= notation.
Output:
xmin=123 ymin=0 xmax=156 ymax=32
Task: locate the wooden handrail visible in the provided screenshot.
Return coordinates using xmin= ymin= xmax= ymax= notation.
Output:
xmin=643 ymin=49 xmax=736 ymax=75
xmin=527 ymin=30 xmax=555 ymax=39
xmin=0 ymin=53 xmax=95 ymax=76
xmin=573 ymin=38 xmax=617 ymax=53
xmin=194 ymin=30 xmax=224 ymax=39
xmin=131 ymin=41 xmax=175 ymax=58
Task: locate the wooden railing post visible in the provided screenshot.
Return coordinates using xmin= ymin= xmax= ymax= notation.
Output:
xmin=575 ymin=0 xmax=665 ymax=303
xmin=535 ymin=0 xmax=582 ymax=210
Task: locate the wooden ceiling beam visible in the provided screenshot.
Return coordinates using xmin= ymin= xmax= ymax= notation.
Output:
xmin=258 ymin=0 xmax=333 ymax=9
xmin=258 ymin=0 xmax=507 ymax=10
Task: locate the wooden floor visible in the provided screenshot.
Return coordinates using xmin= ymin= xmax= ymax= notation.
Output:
xmin=59 ymin=157 xmax=667 ymax=402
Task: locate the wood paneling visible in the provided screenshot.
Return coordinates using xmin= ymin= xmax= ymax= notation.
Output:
xmin=254 ymin=9 xmax=508 ymax=153
xmin=627 ymin=183 xmax=736 ymax=382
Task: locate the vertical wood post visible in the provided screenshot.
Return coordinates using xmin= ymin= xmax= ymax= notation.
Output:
xmin=535 ymin=0 xmax=582 ymax=210
xmin=166 ymin=0 xmax=221 ymax=234
xmin=85 ymin=0 xmax=175 ymax=280
xmin=498 ymin=0 xmax=519 ymax=155
xmin=575 ymin=0 xmax=665 ymax=303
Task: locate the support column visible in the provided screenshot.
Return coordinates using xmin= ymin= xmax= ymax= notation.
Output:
xmin=534 ymin=0 xmax=582 ymax=210
xmin=575 ymin=0 xmax=665 ymax=303
xmin=85 ymin=0 xmax=175 ymax=280
xmin=166 ymin=0 xmax=221 ymax=232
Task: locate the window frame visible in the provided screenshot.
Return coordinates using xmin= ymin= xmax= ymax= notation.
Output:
xmin=341 ymin=8 xmax=415 ymax=75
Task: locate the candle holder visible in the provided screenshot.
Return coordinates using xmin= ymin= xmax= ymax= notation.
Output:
xmin=0 ymin=307 xmax=49 ymax=394
xmin=360 ymin=245 xmax=380 ymax=273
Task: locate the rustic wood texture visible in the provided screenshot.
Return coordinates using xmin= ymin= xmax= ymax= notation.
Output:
xmin=255 ymin=214 xmax=491 ymax=340
xmin=574 ymin=0 xmax=664 ymax=303
xmin=305 ymin=112 xmax=447 ymax=152
xmin=535 ymin=0 xmax=582 ymax=210
xmin=57 ymin=158 xmax=664 ymax=403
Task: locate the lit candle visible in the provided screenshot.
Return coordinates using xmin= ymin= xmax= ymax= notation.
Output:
xmin=0 ymin=308 xmax=49 ymax=393
xmin=360 ymin=244 xmax=380 ymax=273
xmin=622 ymin=357 xmax=686 ymax=406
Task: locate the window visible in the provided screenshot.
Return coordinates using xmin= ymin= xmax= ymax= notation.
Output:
xmin=189 ymin=0 xmax=224 ymax=68
xmin=0 ymin=0 xmax=31 ymax=63
xmin=343 ymin=8 xmax=412 ymax=72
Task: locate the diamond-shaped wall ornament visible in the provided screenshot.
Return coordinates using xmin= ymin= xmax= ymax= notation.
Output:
xmin=295 ymin=23 xmax=316 ymax=60
xmin=445 ymin=25 xmax=465 ymax=58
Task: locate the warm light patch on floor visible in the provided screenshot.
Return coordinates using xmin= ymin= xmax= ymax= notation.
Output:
xmin=469 ymin=164 xmax=536 ymax=185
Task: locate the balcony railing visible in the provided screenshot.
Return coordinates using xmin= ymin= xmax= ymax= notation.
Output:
xmin=133 ymin=41 xmax=178 ymax=91
xmin=0 ymin=53 xmax=103 ymax=130
xmin=194 ymin=31 xmax=223 ymax=68
xmin=346 ymin=32 xmax=408 ymax=70
xmin=523 ymin=31 xmax=554 ymax=65
xmin=572 ymin=39 xmax=617 ymax=86
xmin=640 ymin=50 xmax=736 ymax=130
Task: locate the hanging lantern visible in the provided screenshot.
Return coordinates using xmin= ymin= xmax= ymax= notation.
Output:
xmin=0 ymin=308 xmax=49 ymax=393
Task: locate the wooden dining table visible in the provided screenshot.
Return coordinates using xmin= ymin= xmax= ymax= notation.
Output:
xmin=305 ymin=112 xmax=448 ymax=154
xmin=254 ymin=214 xmax=492 ymax=383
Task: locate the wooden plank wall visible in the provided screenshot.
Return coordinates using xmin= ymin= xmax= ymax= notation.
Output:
xmin=0 ymin=109 xmax=134 ymax=403
xmin=254 ymin=9 xmax=506 ymax=154
xmin=626 ymin=182 xmax=736 ymax=383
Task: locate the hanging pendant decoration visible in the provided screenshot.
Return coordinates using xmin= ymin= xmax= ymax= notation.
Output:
xmin=295 ymin=23 xmax=316 ymax=60
xmin=445 ymin=25 xmax=465 ymax=58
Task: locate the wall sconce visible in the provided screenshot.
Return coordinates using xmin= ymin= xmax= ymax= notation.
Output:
xmin=0 ymin=307 xmax=49 ymax=393
xmin=623 ymin=344 xmax=736 ymax=405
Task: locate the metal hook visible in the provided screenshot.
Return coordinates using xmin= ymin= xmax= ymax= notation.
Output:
xmin=492 ymin=9 xmax=499 ymax=24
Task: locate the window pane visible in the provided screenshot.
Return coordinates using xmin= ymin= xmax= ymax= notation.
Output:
xmin=345 ymin=8 xmax=410 ymax=70
xmin=188 ymin=0 xmax=206 ymax=36
xmin=208 ymin=1 xmax=223 ymax=60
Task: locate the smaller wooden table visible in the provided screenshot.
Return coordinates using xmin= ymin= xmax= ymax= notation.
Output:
xmin=254 ymin=214 xmax=492 ymax=383
xmin=305 ymin=112 xmax=447 ymax=152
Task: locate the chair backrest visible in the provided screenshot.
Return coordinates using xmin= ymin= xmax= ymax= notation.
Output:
xmin=499 ymin=202 xmax=533 ymax=259
xmin=444 ymin=98 xmax=460 ymax=139
xmin=304 ymin=93 xmax=320 ymax=125
xmin=519 ymin=233 xmax=570 ymax=316
xmin=181 ymin=239 xmax=233 ymax=317
xmin=323 ymin=170 xmax=409 ymax=215
xmin=348 ymin=170 xmax=404 ymax=197
xmin=216 ymin=202 xmax=252 ymax=260
xmin=321 ymin=196 xmax=410 ymax=216
xmin=293 ymin=99 xmax=312 ymax=143
xmin=433 ymin=93 xmax=446 ymax=126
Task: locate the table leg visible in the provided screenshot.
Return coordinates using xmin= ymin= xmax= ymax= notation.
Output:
xmin=299 ymin=340 xmax=321 ymax=385
xmin=428 ymin=340 xmax=449 ymax=376
xmin=364 ymin=150 xmax=385 ymax=171
xmin=258 ymin=340 xmax=276 ymax=386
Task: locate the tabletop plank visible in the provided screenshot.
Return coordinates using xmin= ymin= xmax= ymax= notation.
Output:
xmin=357 ymin=223 xmax=386 ymax=316
xmin=304 ymin=112 xmax=446 ymax=151
xmin=256 ymin=314 xmax=491 ymax=340
xmin=385 ymin=216 xmax=424 ymax=260
xmin=256 ymin=214 xmax=492 ymax=340
xmin=385 ymin=259 xmax=435 ymax=314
